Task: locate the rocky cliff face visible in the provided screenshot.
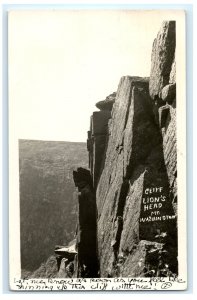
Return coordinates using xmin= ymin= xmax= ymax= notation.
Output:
xmin=69 ymin=21 xmax=177 ymax=278
xmin=149 ymin=20 xmax=177 ymax=214
xmin=149 ymin=21 xmax=176 ymax=99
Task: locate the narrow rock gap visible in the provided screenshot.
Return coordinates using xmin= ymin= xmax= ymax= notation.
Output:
xmin=112 ymin=180 xmax=130 ymax=263
xmin=123 ymin=83 xmax=134 ymax=132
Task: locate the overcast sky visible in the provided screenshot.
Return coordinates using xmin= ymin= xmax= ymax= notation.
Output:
xmin=9 ymin=10 xmax=176 ymax=142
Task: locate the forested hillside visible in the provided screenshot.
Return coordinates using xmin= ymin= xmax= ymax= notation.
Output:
xmin=19 ymin=139 xmax=88 ymax=272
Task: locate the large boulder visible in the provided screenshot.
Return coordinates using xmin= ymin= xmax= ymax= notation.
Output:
xmin=160 ymin=83 xmax=176 ymax=104
xmin=95 ymin=92 xmax=116 ymax=111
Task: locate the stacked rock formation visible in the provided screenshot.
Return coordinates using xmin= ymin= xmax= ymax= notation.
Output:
xmin=71 ymin=20 xmax=177 ymax=278
xmin=149 ymin=20 xmax=177 ymax=213
xmin=87 ymin=92 xmax=116 ymax=188
xmin=73 ymin=168 xmax=98 ymax=277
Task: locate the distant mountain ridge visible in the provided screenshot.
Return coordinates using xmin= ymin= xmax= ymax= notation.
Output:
xmin=19 ymin=139 xmax=88 ymax=272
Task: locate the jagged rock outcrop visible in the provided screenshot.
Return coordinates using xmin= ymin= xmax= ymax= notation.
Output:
xmin=22 ymin=256 xmax=58 ymax=278
xmin=87 ymin=111 xmax=112 ymax=188
xmin=73 ymin=168 xmax=98 ymax=277
xmin=93 ymin=76 xmax=177 ymax=277
xmin=54 ymin=241 xmax=77 ymax=277
xmin=161 ymin=83 xmax=176 ymax=103
xmin=95 ymin=92 xmax=116 ymax=111
xmin=149 ymin=21 xmax=176 ymax=100
xmin=149 ymin=21 xmax=177 ymax=214
xmin=87 ymin=92 xmax=116 ymax=189
xmin=71 ymin=20 xmax=177 ymax=278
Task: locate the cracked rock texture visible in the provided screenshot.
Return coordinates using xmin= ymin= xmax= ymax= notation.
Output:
xmin=149 ymin=21 xmax=177 ymax=215
xmin=73 ymin=20 xmax=177 ymax=278
xmin=73 ymin=168 xmax=98 ymax=277
xmin=149 ymin=21 xmax=176 ymax=100
xmin=94 ymin=76 xmax=177 ymax=277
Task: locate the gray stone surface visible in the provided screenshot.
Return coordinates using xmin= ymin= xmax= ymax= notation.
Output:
xmin=169 ymin=56 xmax=176 ymax=84
xmin=73 ymin=168 xmax=98 ymax=277
xmin=149 ymin=21 xmax=176 ymax=99
xmin=95 ymin=76 xmax=177 ymax=277
xmin=161 ymin=83 xmax=176 ymax=104
xmin=71 ymin=20 xmax=177 ymax=278
xmin=95 ymin=92 xmax=116 ymax=111
xmin=159 ymin=104 xmax=177 ymax=213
